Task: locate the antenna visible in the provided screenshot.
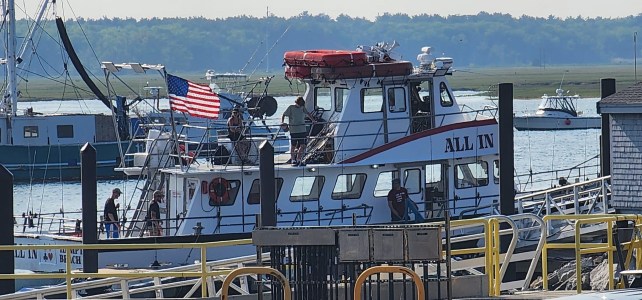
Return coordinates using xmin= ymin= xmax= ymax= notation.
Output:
xmin=635 ymin=32 xmax=638 ymax=82
xmin=265 ymin=6 xmax=269 ymax=73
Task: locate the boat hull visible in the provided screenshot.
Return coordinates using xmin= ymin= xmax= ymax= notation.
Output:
xmin=513 ymin=116 xmax=601 ymax=130
xmin=0 ymin=142 xmax=128 ymax=181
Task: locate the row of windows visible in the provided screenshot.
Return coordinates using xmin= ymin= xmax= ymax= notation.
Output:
xmin=312 ymin=82 xmax=453 ymax=114
xmin=208 ymin=172 xmax=395 ymax=206
xmin=205 ymin=160 xmax=498 ymax=206
xmin=22 ymin=125 xmax=74 ymax=139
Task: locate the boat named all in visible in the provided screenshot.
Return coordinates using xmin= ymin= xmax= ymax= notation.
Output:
xmin=14 ymin=43 xmax=502 ymax=272
xmin=513 ymin=88 xmax=601 ymax=130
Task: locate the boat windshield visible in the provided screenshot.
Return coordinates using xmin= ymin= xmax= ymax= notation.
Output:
xmin=538 ymin=96 xmax=578 ymax=117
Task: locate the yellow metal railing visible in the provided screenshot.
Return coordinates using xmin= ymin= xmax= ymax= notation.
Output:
xmin=0 ymin=238 xmax=252 ymax=299
xmin=221 ymin=267 xmax=291 ymax=300
xmin=353 ymin=266 xmax=424 ymax=300
xmin=541 ymin=214 xmax=642 ymax=293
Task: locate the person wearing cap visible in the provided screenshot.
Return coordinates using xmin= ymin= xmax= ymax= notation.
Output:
xmin=281 ymin=96 xmax=315 ymax=166
xmin=146 ymin=190 xmax=163 ymax=236
xmin=387 ymin=179 xmax=409 ymax=222
xmin=227 ymin=107 xmax=250 ymax=164
xmin=103 ymin=188 xmax=122 ymax=238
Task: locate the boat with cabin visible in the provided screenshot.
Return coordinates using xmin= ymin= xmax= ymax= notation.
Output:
xmin=13 ymin=42 xmax=505 ymax=272
xmin=513 ymin=88 xmax=601 ymax=131
xmin=0 ymin=0 xmax=132 ymax=181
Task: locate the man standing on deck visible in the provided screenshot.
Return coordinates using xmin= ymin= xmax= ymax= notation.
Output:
xmin=147 ymin=190 xmax=163 ymax=236
xmin=281 ymin=96 xmax=315 ymax=166
xmin=388 ymin=179 xmax=409 ymax=222
xmin=103 ymin=188 xmax=121 ymax=238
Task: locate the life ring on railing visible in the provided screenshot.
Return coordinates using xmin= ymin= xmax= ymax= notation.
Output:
xmin=564 ymin=118 xmax=571 ymax=125
xmin=209 ymin=177 xmax=230 ymax=205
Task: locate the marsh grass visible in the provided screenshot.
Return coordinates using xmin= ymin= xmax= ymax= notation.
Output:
xmin=15 ymin=64 xmax=638 ymax=102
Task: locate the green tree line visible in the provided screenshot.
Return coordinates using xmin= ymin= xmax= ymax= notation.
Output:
xmin=14 ymin=12 xmax=642 ymax=75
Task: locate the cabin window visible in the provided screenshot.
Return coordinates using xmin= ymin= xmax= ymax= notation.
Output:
xmin=361 ymin=88 xmax=383 ymax=113
xmin=403 ymin=168 xmax=421 ymax=194
xmin=247 ymin=178 xmax=284 ymax=205
xmin=374 ymin=171 xmax=399 ymax=197
xmin=290 ymin=176 xmax=325 ymax=202
xmin=57 ymin=125 xmax=74 ymax=138
xmin=335 ymin=88 xmax=348 ymax=112
xmin=315 ymin=87 xmax=331 ymax=111
xmin=387 ymin=87 xmax=406 ymax=113
xmin=455 ymin=161 xmax=489 ymax=189
xmin=426 ymin=163 xmax=445 ymax=201
xmin=332 ymin=173 xmax=367 ymax=200
xmin=209 ymin=179 xmax=241 ymax=206
xmin=493 ymin=160 xmax=499 ymax=184
xmin=24 ymin=126 xmax=38 ymax=138
xmin=439 ymin=82 xmax=453 ymax=107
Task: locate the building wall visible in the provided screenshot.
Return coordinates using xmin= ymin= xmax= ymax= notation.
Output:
xmin=611 ymin=113 xmax=642 ymax=212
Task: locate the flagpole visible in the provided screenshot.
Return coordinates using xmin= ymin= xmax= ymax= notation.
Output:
xmin=164 ymin=72 xmax=182 ymax=170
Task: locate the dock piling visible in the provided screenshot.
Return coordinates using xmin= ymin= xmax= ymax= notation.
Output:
xmin=0 ymin=165 xmax=15 ymax=294
xmin=259 ymin=141 xmax=276 ymax=227
xmin=81 ymin=143 xmax=98 ymax=274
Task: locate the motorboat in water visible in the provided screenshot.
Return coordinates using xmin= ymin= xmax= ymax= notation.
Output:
xmin=513 ymin=88 xmax=601 ymax=130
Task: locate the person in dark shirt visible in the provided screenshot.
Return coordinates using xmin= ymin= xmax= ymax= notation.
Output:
xmin=147 ymin=190 xmax=163 ymax=236
xmin=103 ymin=188 xmax=121 ymax=238
xmin=387 ymin=179 xmax=409 ymax=222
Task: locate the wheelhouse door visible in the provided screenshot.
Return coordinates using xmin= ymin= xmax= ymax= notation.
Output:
xmin=384 ymin=86 xmax=411 ymax=142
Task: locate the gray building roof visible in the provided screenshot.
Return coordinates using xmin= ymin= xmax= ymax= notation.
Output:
xmin=598 ymin=82 xmax=642 ymax=113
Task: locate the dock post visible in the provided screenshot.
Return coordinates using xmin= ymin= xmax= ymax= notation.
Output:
xmin=498 ymin=83 xmax=516 ymax=284
xmin=258 ymin=141 xmax=276 ymax=227
xmin=498 ymin=83 xmax=515 ymax=216
xmin=81 ymin=143 xmax=98 ymax=274
xmin=599 ymin=78 xmax=616 ymax=177
xmin=0 ymin=165 xmax=15 ymax=294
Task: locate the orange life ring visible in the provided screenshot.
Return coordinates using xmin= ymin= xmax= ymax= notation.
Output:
xmin=564 ymin=118 xmax=571 ymax=125
xmin=209 ymin=177 xmax=230 ymax=205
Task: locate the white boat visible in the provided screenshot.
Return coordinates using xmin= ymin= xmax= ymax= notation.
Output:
xmin=13 ymin=42 xmax=505 ymax=272
xmin=513 ymin=88 xmax=601 ymax=130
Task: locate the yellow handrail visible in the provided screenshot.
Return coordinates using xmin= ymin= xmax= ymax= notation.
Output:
xmin=0 ymin=238 xmax=252 ymax=299
xmin=221 ymin=267 xmax=291 ymax=300
xmin=353 ymin=266 xmax=424 ymax=300
xmin=541 ymin=214 xmax=641 ymax=292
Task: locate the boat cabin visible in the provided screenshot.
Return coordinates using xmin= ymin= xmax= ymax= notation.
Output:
xmin=120 ymin=44 xmax=500 ymax=238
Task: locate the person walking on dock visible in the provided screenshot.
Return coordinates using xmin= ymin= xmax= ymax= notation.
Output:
xmin=103 ymin=188 xmax=121 ymax=239
xmin=147 ymin=190 xmax=163 ymax=236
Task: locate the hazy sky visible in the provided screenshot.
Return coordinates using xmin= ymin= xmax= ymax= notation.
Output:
xmin=43 ymin=0 xmax=642 ymax=20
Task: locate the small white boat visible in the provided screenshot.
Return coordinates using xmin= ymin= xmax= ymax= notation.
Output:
xmin=513 ymin=89 xmax=601 ymax=130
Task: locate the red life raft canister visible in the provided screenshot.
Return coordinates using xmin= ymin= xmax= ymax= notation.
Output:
xmin=284 ymin=50 xmax=368 ymax=68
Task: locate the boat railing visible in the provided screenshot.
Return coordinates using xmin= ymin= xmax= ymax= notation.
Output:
xmin=515 ymin=176 xmax=611 ymax=231
xmin=14 ymin=211 xmax=84 ymax=236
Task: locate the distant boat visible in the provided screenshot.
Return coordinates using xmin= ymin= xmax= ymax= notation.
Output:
xmin=0 ymin=1 xmax=127 ymax=181
xmin=513 ymin=88 xmax=601 ymax=131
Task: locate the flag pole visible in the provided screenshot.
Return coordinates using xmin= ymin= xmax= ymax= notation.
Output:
xmin=164 ymin=72 xmax=183 ymax=169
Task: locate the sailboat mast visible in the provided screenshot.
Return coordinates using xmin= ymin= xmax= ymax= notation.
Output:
xmin=6 ymin=0 xmax=18 ymax=116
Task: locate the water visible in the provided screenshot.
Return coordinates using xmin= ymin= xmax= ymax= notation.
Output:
xmin=13 ymin=93 xmax=601 ymax=216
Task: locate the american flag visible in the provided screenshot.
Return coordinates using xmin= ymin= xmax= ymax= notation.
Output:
xmin=166 ymin=74 xmax=220 ymax=119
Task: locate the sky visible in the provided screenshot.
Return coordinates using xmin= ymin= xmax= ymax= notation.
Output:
xmin=37 ymin=0 xmax=642 ymax=20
